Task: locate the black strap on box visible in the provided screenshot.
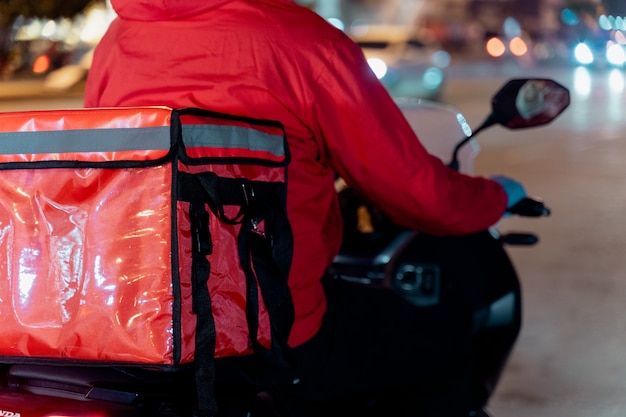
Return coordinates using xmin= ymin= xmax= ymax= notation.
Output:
xmin=180 ymin=172 xmax=295 ymax=417
xmin=189 ymin=201 xmax=218 ymax=417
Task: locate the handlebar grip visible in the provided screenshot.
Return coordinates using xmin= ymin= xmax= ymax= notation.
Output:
xmin=507 ymin=197 xmax=550 ymax=217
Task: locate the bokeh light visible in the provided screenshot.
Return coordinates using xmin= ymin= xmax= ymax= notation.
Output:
xmin=561 ymin=8 xmax=580 ymax=26
xmin=502 ymin=17 xmax=521 ymax=39
xmin=574 ymin=43 xmax=594 ymax=65
xmin=422 ymin=67 xmax=444 ymax=90
xmin=327 ymin=18 xmax=344 ymax=31
xmin=367 ymin=58 xmax=387 ymax=79
xmin=486 ymin=37 xmax=506 ymax=58
xmin=431 ymin=50 xmax=451 ymax=68
xmin=599 ymin=14 xmax=612 ymax=30
xmin=606 ymin=43 xmax=626 ymax=66
xmin=509 ymin=37 xmax=528 ymax=57
xmin=41 ymin=20 xmax=57 ymax=38
xmin=32 ymin=55 xmax=51 ymax=74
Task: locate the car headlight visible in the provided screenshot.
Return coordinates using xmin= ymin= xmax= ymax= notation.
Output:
xmin=574 ymin=43 xmax=594 ymax=65
xmin=606 ymin=43 xmax=626 ymax=66
xmin=367 ymin=57 xmax=388 ymax=79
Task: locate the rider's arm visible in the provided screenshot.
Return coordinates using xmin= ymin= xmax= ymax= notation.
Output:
xmin=308 ymin=33 xmax=507 ymax=236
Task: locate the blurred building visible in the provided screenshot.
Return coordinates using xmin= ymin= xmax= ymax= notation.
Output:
xmin=307 ymin=0 xmax=567 ymax=42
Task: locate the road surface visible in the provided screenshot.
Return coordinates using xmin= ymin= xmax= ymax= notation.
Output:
xmin=441 ymin=62 xmax=626 ymax=417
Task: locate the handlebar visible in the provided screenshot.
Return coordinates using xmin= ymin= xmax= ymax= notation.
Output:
xmin=506 ymin=197 xmax=550 ymax=217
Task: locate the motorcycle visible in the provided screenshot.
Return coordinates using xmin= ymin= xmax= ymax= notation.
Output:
xmin=0 ymin=78 xmax=570 ymax=417
xmin=331 ymin=77 xmax=569 ymax=415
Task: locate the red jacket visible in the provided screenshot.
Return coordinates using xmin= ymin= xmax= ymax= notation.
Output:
xmin=84 ymin=0 xmax=507 ymax=347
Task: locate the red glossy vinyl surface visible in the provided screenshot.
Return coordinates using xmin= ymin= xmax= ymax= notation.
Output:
xmin=0 ymin=165 xmax=175 ymax=364
xmin=0 ymin=107 xmax=172 ymax=133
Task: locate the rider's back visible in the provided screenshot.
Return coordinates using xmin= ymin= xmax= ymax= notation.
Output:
xmin=85 ymin=0 xmax=507 ymax=348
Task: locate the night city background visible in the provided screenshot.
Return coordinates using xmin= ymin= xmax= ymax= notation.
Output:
xmin=2 ymin=1 xmax=626 ymax=416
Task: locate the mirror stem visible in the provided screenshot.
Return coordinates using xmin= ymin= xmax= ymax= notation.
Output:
xmin=448 ymin=114 xmax=497 ymax=171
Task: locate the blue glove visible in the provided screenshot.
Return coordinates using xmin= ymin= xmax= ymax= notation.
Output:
xmin=490 ymin=175 xmax=526 ymax=210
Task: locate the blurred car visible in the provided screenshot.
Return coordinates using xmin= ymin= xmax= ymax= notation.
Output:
xmin=481 ymin=17 xmax=537 ymax=65
xmin=350 ymin=25 xmax=450 ymax=101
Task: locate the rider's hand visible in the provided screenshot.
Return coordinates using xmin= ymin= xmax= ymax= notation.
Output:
xmin=490 ymin=175 xmax=526 ymax=212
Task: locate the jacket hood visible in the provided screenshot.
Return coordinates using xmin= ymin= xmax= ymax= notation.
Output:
xmin=111 ymin=0 xmax=230 ymax=21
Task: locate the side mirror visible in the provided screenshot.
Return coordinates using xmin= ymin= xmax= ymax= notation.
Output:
xmin=448 ymin=78 xmax=570 ymax=171
xmin=490 ymin=78 xmax=570 ymax=129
